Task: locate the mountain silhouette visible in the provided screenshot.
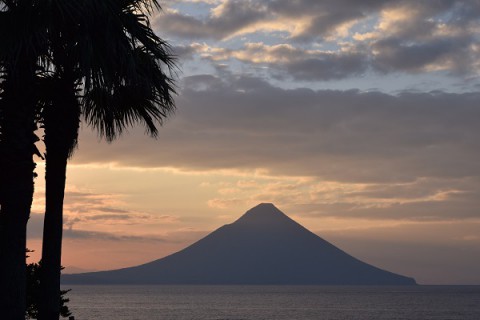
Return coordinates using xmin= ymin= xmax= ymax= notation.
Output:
xmin=62 ymin=203 xmax=416 ymax=285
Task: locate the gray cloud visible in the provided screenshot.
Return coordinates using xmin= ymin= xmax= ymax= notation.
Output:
xmin=194 ymin=42 xmax=370 ymax=81
xmin=365 ymin=1 xmax=480 ymax=76
xmin=267 ymin=0 xmax=390 ymax=41
xmin=155 ymin=0 xmax=267 ymax=40
xmin=292 ymin=193 xmax=480 ymax=221
xmin=61 ymin=191 xmax=131 ymax=220
xmin=84 ymin=213 xmax=132 ymax=220
xmin=372 ymin=35 xmax=475 ymax=74
xmin=156 ymin=0 xmax=480 ymax=80
xmin=156 ymin=0 xmax=387 ymax=40
xmin=63 ymin=211 xmax=161 ymax=230
xmin=172 ymin=44 xmax=198 ymax=60
xmin=159 ymin=0 xmax=479 ymax=41
xmin=283 ymin=52 xmax=368 ymax=81
xmin=27 ymin=212 xmax=170 ymax=242
xmin=156 ymin=12 xmax=213 ymax=39
xmin=76 ymin=75 xmax=480 ymax=182
xmin=71 ymin=74 xmax=480 ymax=222
xmin=95 ymin=207 xmax=130 ymax=214
xmin=270 ymin=175 xmax=480 ymax=220
xmin=62 ymin=229 xmax=168 ymax=242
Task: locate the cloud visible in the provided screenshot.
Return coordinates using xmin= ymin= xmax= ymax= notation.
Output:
xmin=28 ymin=186 xmax=181 ymax=242
xmin=371 ymin=35 xmax=475 ymax=74
xmin=155 ymin=0 xmax=385 ymax=40
xmin=160 ymin=0 xmax=480 ymax=42
xmin=172 ymin=44 xmax=199 ymax=60
xmin=156 ymin=0 xmax=480 ymax=80
xmin=63 ymin=210 xmax=178 ymax=231
xmin=69 ymin=74 xmax=480 ymax=221
xmin=75 ymin=74 xmax=480 ymax=181
xmin=28 ymin=211 xmax=182 ymax=243
xmin=62 ymin=229 xmax=169 ymax=242
xmin=60 ymin=191 xmax=133 ymax=221
xmin=79 ymin=214 xmax=132 ymax=221
xmin=207 ymin=198 xmax=244 ymax=209
xmin=192 ymin=42 xmax=369 ymax=80
xmin=155 ymin=0 xmax=268 ymax=40
xmin=268 ymin=0 xmax=386 ymax=41
xmin=202 ymin=175 xmax=480 ymax=221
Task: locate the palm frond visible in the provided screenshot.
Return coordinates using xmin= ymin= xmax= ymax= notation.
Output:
xmin=77 ymin=0 xmax=176 ymax=142
xmin=83 ymin=45 xmax=176 ymax=142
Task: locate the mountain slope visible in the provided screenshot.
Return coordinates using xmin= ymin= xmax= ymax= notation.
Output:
xmin=62 ymin=203 xmax=416 ymax=285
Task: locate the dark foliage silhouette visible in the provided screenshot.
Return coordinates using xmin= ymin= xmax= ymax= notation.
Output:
xmin=37 ymin=1 xmax=176 ymax=319
xmin=1 ymin=1 xmax=175 ymax=319
xmin=26 ymin=252 xmax=72 ymax=319
xmin=0 ymin=1 xmax=47 ymax=318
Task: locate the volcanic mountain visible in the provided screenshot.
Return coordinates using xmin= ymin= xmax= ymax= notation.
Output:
xmin=62 ymin=203 xmax=416 ymax=285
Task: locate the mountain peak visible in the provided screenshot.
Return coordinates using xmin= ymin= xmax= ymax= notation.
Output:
xmin=63 ymin=203 xmax=417 ymax=285
xmin=233 ymin=203 xmax=293 ymax=226
xmin=249 ymin=202 xmax=279 ymax=212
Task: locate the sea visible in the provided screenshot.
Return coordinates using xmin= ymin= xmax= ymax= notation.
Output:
xmin=64 ymin=285 xmax=480 ymax=320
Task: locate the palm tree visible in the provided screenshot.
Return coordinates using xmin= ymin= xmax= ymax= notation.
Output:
xmin=37 ymin=1 xmax=176 ymax=319
xmin=0 ymin=1 xmax=48 ymax=318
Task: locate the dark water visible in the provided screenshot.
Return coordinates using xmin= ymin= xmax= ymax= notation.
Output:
xmin=64 ymin=285 xmax=480 ymax=320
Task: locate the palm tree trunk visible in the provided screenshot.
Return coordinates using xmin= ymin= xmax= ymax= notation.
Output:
xmin=38 ymin=77 xmax=79 ymax=320
xmin=39 ymin=146 xmax=68 ymax=320
xmin=0 ymin=166 xmax=35 ymax=320
xmin=0 ymin=62 xmax=38 ymax=320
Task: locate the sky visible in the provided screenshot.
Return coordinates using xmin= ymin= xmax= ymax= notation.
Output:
xmin=28 ymin=0 xmax=480 ymax=284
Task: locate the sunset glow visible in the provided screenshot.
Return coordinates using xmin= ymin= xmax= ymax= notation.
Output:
xmin=27 ymin=0 xmax=480 ymax=285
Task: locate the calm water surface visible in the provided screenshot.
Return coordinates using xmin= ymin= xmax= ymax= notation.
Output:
xmin=64 ymin=285 xmax=480 ymax=320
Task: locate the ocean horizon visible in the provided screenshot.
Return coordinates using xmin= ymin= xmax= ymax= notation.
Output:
xmin=63 ymin=284 xmax=480 ymax=320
